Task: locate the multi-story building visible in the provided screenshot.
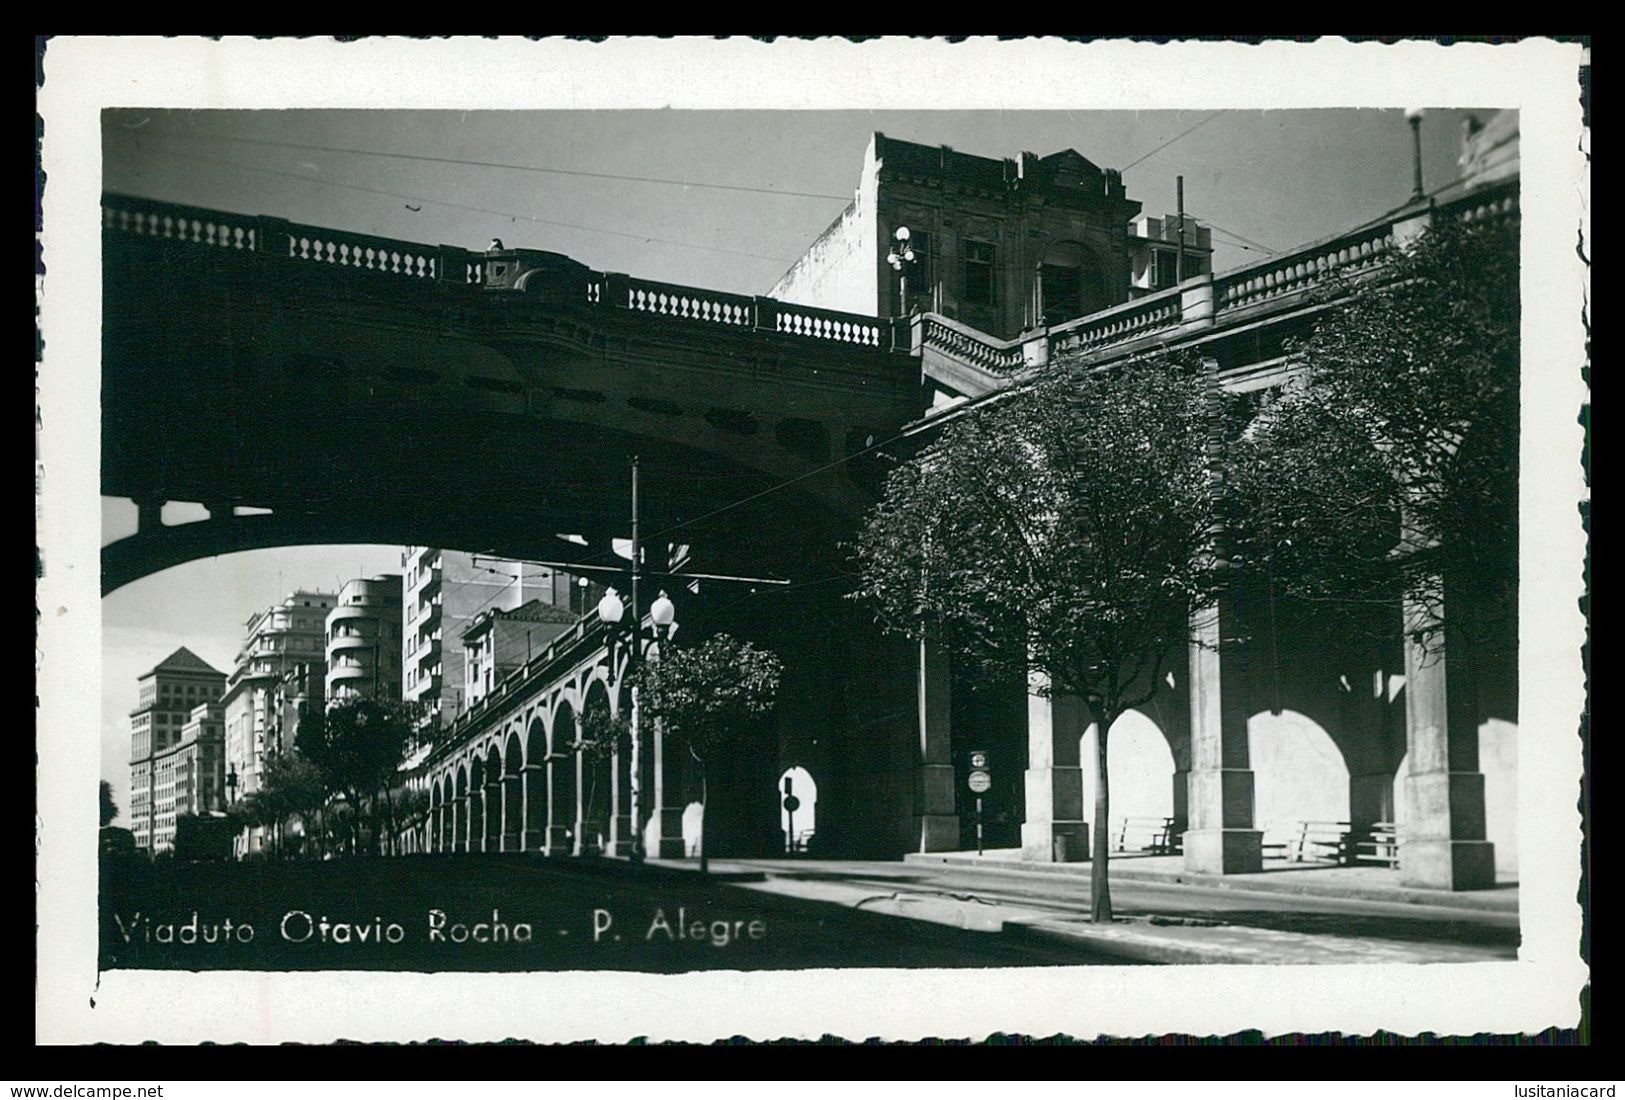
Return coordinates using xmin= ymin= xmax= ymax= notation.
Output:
xmin=221 ymin=590 xmax=335 ymax=853
xmin=461 ymin=599 xmax=580 ymax=708
xmin=268 ymin=660 xmax=325 ymax=756
xmin=326 ymin=574 xmax=404 ymax=706
xmin=126 ymin=647 xmax=226 ymax=853
xmin=402 ymin=548 xmax=589 ymax=731
xmin=769 ymin=132 xmax=1206 ymax=339
xmin=150 ymin=701 xmax=226 ymax=853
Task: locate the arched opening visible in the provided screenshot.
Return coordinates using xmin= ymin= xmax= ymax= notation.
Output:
xmin=549 ymin=701 xmax=578 ymax=855
xmin=580 ymin=681 xmax=614 ymax=855
xmin=502 ymin=732 xmax=524 ymax=852
xmin=1039 ymin=240 xmax=1107 ymax=324
xmin=525 ymin=717 xmax=547 ymax=852
xmin=483 ymin=745 xmax=503 ymax=852
xmin=1250 ymin=709 xmax=1351 ymax=861
xmin=1080 ymin=710 xmax=1177 ymax=855
xmin=455 ymin=763 xmax=471 ymax=854
xmin=432 ymin=778 xmax=446 ymax=853
xmin=777 ymin=766 xmax=818 ymax=854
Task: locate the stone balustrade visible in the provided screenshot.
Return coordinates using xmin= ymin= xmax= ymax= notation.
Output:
xmin=921 ymin=315 xmax=1026 ymax=373
xmin=1212 ymin=223 xmax=1396 ymax=315
xmin=1050 ymin=284 xmax=1184 ymax=354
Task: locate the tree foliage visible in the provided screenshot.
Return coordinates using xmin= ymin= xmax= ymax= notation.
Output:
xmin=99 ymin=779 xmax=119 ymax=827
xmin=850 ymin=351 xmax=1225 ymax=921
xmin=1230 ymin=217 xmax=1520 ymax=635
xmin=299 ymin=697 xmax=416 ymax=855
xmin=635 ymin=634 xmax=783 ymax=870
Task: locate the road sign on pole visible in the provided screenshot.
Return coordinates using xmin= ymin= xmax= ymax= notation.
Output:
xmin=967 ymin=770 xmax=992 ymax=794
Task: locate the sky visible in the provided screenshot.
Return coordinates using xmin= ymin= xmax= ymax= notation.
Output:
xmin=98 ymin=105 xmax=1497 ymax=815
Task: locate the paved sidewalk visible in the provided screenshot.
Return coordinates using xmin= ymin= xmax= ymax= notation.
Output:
xmin=905 ymin=848 xmax=1520 ymax=912
xmin=648 ymin=855 xmax=1520 ymax=966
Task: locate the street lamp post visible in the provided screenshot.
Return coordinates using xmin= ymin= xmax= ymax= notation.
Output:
xmin=596 ymin=583 xmax=678 ymax=864
xmin=225 ymin=765 xmax=239 ymax=859
xmin=887 ymin=225 xmax=918 ymax=315
xmin=1406 ymin=107 xmax=1427 ymax=202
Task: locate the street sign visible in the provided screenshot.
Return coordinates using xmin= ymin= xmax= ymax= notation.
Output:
xmin=783 ymin=794 xmax=801 ymax=813
xmin=967 ymin=770 xmax=991 ymax=794
xmin=969 ymin=750 xmax=988 ymax=769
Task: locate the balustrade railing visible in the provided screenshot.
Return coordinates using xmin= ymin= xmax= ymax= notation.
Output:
xmin=618 ymin=276 xmax=753 ymax=327
xmin=103 ymin=195 xmax=261 ymax=252
xmin=1439 ymin=183 xmax=1520 ymax=228
xmin=1050 ymin=285 xmax=1184 ymax=355
xmin=920 ymin=315 xmax=1025 ymax=373
xmin=279 ymin=226 xmax=439 ymax=281
xmin=1213 ymin=222 xmax=1396 ymax=315
xmin=104 ymin=192 xmax=912 ymax=359
xmin=772 ymin=302 xmax=886 ymax=348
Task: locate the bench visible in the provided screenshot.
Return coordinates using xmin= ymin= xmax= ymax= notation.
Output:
xmin=1351 ymin=821 xmax=1400 ymax=867
xmin=1264 ymin=820 xmax=1354 ymax=864
xmin=1113 ymin=815 xmax=1181 ymax=855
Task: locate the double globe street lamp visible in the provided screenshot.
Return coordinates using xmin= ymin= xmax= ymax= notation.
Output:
xmin=595 ymin=585 xmax=678 ymax=863
xmin=887 ymin=225 xmax=919 ymax=314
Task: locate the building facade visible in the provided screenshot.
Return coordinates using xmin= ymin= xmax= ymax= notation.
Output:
xmin=769 ymin=133 xmax=1211 ymax=339
xmin=150 ymin=701 xmax=226 ymax=853
xmin=126 ymin=647 xmax=226 ymax=853
xmin=462 ymin=599 xmax=580 ymax=708
xmin=222 ymin=590 xmax=335 ymax=853
xmin=269 ymin=660 xmax=325 ymax=757
xmin=402 ymin=548 xmax=593 ymax=731
xmin=326 ymin=574 xmax=404 ymax=706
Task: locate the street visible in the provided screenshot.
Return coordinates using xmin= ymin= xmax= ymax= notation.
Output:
xmin=98 ymin=854 xmax=1138 ymax=971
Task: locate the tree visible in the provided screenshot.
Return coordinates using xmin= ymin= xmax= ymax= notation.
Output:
xmin=850 ymin=352 xmax=1225 ymax=922
xmin=253 ymin=751 xmax=328 ymax=859
xmin=99 ymin=780 xmax=119 ymax=827
xmin=300 ymin=698 xmax=415 ymax=856
xmin=634 ymin=634 xmax=783 ymax=873
xmin=1229 ymin=216 xmax=1519 ymax=641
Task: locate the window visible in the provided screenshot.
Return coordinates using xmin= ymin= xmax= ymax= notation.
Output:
xmin=963 ymin=240 xmax=996 ymax=305
xmin=1156 ymin=250 xmax=1179 ymax=288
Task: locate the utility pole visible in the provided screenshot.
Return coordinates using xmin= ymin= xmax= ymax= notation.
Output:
xmin=627 ymin=455 xmax=644 ymax=864
xmin=1175 ymin=175 xmax=1186 ymax=284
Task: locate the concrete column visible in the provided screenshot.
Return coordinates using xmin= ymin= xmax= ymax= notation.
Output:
xmin=486 ymin=777 xmax=503 ymax=852
xmin=649 ymin=717 xmax=686 ymax=859
xmin=502 ymin=774 xmax=521 ymax=852
xmin=134 ymin=496 xmax=163 ymax=534
xmin=545 ymin=755 xmax=571 ymax=855
xmin=1020 ymin=669 xmax=1089 ymax=862
xmin=1400 ymin=585 xmax=1495 ymax=889
xmin=609 ymin=735 xmax=634 ymax=856
xmin=1183 ymin=600 xmax=1264 ymax=874
xmin=450 ymin=796 xmax=462 ymax=853
xmin=911 ymin=638 xmax=959 ymax=852
xmin=1171 ymin=768 xmax=1190 ymax=840
xmin=570 ymin=749 xmax=591 ymax=855
xmin=1179 ymin=272 xmax=1216 ymax=332
xmin=521 ymin=764 xmax=545 ymax=851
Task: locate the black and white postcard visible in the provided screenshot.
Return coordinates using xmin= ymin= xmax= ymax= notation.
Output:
xmin=36 ymin=36 xmax=1589 ymax=1045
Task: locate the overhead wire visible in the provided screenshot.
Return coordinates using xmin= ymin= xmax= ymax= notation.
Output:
xmin=146 ymin=150 xmax=807 ymax=265
xmin=1120 ymin=112 xmax=1224 ymax=171
xmin=157 ymin=131 xmax=855 ymax=202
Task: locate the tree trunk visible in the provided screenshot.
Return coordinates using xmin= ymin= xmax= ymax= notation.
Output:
xmin=698 ymin=763 xmax=709 ymax=875
xmin=1090 ymin=704 xmax=1114 ymax=923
